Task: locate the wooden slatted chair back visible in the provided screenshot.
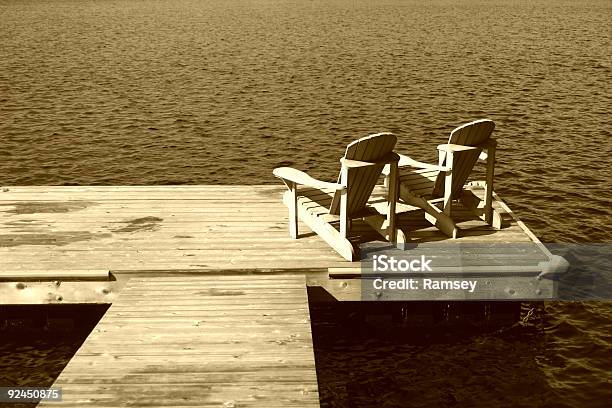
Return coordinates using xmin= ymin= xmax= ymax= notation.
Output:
xmin=433 ymin=119 xmax=495 ymax=198
xmin=329 ymin=133 xmax=397 ymax=216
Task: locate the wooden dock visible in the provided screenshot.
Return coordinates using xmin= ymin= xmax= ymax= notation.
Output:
xmin=38 ymin=275 xmax=319 ymax=408
xmin=0 ymin=185 xmax=564 ymax=303
xmin=0 ymin=184 xmax=568 ymax=407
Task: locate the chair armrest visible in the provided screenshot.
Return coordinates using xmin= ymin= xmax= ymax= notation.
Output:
xmin=383 ymin=153 xmax=450 ymax=175
xmin=340 ymin=152 xmax=400 ymax=169
xmin=398 ymin=153 xmax=450 ymax=171
xmin=273 ymin=167 xmax=345 ymax=192
xmin=437 ymin=144 xmax=480 ymax=153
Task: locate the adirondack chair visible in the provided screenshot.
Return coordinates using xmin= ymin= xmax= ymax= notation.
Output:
xmin=273 ymin=133 xmax=401 ymax=261
xmin=384 ymin=119 xmax=500 ymax=238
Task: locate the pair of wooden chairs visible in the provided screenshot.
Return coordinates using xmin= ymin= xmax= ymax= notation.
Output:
xmin=273 ymin=119 xmax=500 ymax=261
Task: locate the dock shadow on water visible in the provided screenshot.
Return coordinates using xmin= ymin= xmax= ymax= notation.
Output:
xmin=308 ymin=299 xmax=611 ymax=408
xmin=0 ymin=305 xmax=109 ymax=408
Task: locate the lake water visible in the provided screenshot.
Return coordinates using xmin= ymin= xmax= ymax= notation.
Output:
xmin=0 ymin=0 xmax=610 ymax=406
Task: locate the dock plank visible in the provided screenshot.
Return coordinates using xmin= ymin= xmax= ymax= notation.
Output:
xmin=38 ymin=275 xmax=319 ymax=408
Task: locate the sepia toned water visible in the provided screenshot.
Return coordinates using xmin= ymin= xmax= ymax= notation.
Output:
xmin=0 ymin=0 xmax=610 ymax=406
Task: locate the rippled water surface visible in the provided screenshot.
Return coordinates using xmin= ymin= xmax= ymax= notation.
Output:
xmin=0 ymin=0 xmax=610 ymax=406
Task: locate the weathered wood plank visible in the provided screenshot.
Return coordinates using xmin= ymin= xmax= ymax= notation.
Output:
xmin=39 ymin=275 xmax=319 ymax=408
xmin=0 ymin=260 xmax=349 ymax=271
xmin=306 ymin=275 xmax=556 ymax=301
xmin=0 ymin=269 xmax=109 ymax=281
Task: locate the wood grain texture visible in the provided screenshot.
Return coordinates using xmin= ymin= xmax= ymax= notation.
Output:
xmin=0 ymin=185 xmax=553 ymax=297
xmin=38 ymin=275 xmax=319 ymax=408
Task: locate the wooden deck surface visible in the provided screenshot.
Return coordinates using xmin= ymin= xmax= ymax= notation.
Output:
xmin=0 ymin=185 xmax=346 ymax=272
xmin=0 ymin=184 xmax=541 ymax=271
xmin=0 ymin=185 xmax=559 ymax=302
xmin=38 ymin=275 xmax=319 ymax=408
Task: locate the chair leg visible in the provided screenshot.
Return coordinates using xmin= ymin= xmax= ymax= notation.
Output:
xmin=407 ymin=195 xmax=459 ymax=238
xmin=339 ymin=169 xmax=350 ymax=239
xmin=363 ymin=214 xmax=409 ymax=244
xmin=443 ymin=151 xmax=454 ymax=216
xmin=288 ymin=182 xmax=298 ymax=239
xmin=484 ymin=143 xmax=496 ymax=226
xmin=387 ymin=161 xmax=399 ymax=243
xmin=424 ymin=211 xmax=459 ymax=238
